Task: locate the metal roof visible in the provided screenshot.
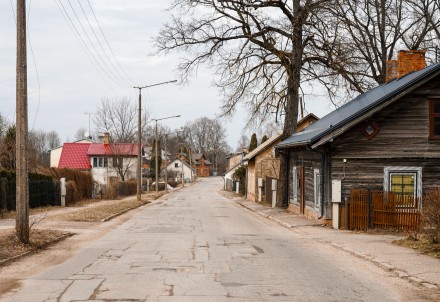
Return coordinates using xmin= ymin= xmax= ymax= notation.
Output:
xmin=277 ymin=63 xmax=440 ymax=149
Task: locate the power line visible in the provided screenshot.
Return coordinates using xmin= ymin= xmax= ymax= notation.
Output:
xmin=76 ymin=0 xmax=131 ymax=86
xmin=64 ymin=0 xmax=128 ymax=87
xmin=85 ymin=0 xmax=135 ymax=85
xmin=27 ymin=0 xmax=42 ymax=130
xmin=54 ymin=0 xmax=120 ymax=93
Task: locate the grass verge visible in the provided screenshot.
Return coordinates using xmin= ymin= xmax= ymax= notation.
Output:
xmin=394 ymin=236 xmax=440 ymax=259
xmin=56 ymin=199 xmax=151 ymax=222
xmin=0 ymin=229 xmax=72 ymax=266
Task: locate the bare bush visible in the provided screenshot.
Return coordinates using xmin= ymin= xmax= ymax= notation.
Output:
xmin=423 ymin=188 xmax=440 ymax=243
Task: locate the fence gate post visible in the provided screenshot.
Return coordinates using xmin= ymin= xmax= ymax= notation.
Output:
xmin=60 ymin=178 xmax=66 ymax=207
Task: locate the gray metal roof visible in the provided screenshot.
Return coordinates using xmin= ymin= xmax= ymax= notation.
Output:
xmin=277 ymin=63 xmax=440 ymax=149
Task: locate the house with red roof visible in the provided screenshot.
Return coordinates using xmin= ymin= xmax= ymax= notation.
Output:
xmin=57 ymin=133 xmax=139 ymax=185
xmin=50 ymin=138 xmax=93 ymax=168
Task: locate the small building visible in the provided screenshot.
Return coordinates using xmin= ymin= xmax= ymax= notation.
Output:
xmin=191 ymin=153 xmax=211 ymax=177
xmin=57 ymin=133 xmax=139 ymax=185
xmin=244 ymin=113 xmax=319 ymax=204
xmin=166 ymin=158 xmax=195 ymax=182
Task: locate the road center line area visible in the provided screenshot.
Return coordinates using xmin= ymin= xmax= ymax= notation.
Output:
xmin=0 ymin=177 xmax=437 ymax=301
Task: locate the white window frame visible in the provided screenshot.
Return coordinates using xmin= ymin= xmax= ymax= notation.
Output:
xmin=291 ymin=166 xmax=298 ymax=204
xmin=384 ymin=166 xmax=422 ymax=199
xmin=314 ymin=169 xmax=321 ymax=210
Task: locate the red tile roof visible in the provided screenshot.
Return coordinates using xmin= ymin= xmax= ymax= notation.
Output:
xmin=87 ymin=143 xmax=137 ymax=156
xmin=58 ymin=143 xmax=92 ymax=170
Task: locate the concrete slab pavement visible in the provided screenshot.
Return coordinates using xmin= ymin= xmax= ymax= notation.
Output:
xmin=229 ymin=194 xmax=440 ymax=290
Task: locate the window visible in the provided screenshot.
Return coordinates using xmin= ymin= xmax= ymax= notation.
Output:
xmin=314 ymin=169 xmax=321 ymax=209
xmin=175 ymin=162 xmax=179 ymax=168
xmin=384 ymin=167 xmax=422 ymax=207
xmin=429 ymin=99 xmax=440 ymax=139
xmin=291 ymin=167 xmax=298 ymax=204
xmin=92 ymin=157 xmax=108 ymax=168
xmin=361 ymin=120 xmax=380 ymax=140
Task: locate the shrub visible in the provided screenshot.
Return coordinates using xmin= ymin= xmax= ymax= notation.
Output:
xmin=50 ymin=168 xmax=93 ymax=202
xmin=422 ymin=188 xmax=440 ymax=243
xmin=103 ymin=180 xmax=137 ymax=200
xmin=233 ymin=165 xmax=246 ymax=195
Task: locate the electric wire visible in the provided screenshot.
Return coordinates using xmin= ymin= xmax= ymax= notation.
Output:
xmin=64 ymin=0 xmax=128 ymax=87
xmin=54 ymin=0 xmax=119 ymax=93
xmin=85 ymin=0 xmax=135 ymax=85
xmin=27 ymin=0 xmax=43 ymax=130
xmin=76 ymin=0 xmax=132 ymax=87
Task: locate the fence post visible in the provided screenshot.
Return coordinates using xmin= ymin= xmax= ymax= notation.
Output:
xmin=367 ymin=189 xmax=371 ymax=229
xmin=60 ymin=178 xmax=66 ymax=207
xmin=344 ymin=196 xmax=349 ymax=230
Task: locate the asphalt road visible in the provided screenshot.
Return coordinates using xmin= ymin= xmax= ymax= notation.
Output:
xmin=0 ymin=177 xmax=429 ymax=301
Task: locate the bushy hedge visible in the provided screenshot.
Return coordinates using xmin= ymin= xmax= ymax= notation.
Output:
xmin=0 ymin=169 xmax=52 ymax=181
xmin=104 ymin=180 xmax=137 ymax=200
xmin=50 ymin=168 xmax=93 ymax=203
xmin=423 ymin=188 xmax=440 ymax=243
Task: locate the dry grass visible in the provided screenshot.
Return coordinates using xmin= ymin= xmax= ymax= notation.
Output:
xmin=0 ymin=229 xmax=72 ymax=264
xmin=57 ymin=199 xmax=151 ymax=222
xmin=394 ymin=236 xmax=440 ymax=259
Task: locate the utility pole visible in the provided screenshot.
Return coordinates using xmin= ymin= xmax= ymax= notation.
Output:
xmin=16 ymin=0 xmax=29 ymax=243
xmin=134 ymin=80 xmax=177 ymax=199
xmin=152 ymin=115 xmax=181 ymax=194
xmin=84 ymin=112 xmax=95 ymax=139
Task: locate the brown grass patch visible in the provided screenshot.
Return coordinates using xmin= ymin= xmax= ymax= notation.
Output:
xmin=57 ymin=199 xmax=151 ymax=222
xmin=394 ymin=236 xmax=440 ymax=259
xmin=0 ymin=229 xmax=72 ymax=264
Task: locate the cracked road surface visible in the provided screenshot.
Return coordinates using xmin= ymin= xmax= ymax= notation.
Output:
xmin=0 ymin=177 xmax=433 ymax=301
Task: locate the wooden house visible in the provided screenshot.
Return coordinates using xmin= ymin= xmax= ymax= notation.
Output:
xmin=277 ymin=50 xmax=440 ymax=226
xmin=191 ymin=153 xmax=211 ymax=177
xmin=244 ymin=114 xmax=319 ymax=204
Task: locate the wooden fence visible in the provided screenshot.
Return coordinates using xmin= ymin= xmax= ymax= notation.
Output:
xmin=347 ymin=189 xmax=421 ymax=232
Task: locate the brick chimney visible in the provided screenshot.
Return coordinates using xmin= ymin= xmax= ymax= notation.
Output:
xmin=386 ymin=50 xmax=426 ymax=82
xmin=103 ymin=132 xmax=110 ymax=145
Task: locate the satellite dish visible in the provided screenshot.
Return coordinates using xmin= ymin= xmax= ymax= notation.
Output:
xmin=84 ymin=131 xmax=90 ymax=139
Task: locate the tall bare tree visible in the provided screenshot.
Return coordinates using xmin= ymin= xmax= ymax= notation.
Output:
xmin=46 ymin=131 xmax=61 ymax=150
xmin=74 ymin=127 xmax=88 ymax=141
xmin=182 ymin=117 xmax=230 ymax=173
xmin=156 ymin=0 xmax=336 ymax=205
xmin=94 ymin=98 xmax=150 ymax=143
xmin=310 ymin=0 xmax=440 ymax=102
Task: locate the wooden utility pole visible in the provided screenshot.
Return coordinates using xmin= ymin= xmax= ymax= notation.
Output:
xmin=16 ymin=0 xmax=29 ymax=243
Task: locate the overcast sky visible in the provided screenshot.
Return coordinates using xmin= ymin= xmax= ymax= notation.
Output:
xmin=0 ymin=0 xmax=333 ymax=149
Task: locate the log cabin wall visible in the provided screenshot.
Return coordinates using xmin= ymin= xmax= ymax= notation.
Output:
xmin=330 ymin=74 xmax=440 ymax=202
xmin=288 ymin=149 xmax=322 ymax=216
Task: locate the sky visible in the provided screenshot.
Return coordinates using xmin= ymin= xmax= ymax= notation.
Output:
xmin=0 ymin=0 xmax=334 ymax=149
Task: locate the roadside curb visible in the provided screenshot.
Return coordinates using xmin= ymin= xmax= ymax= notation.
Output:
xmin=232 ymin=198 xmax=439 ymax=290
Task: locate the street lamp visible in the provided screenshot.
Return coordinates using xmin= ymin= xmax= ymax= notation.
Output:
xmin=133 ymin=80 xmax=177 ymax=201
xmin=153 ymin=115 xmax=181 ymax=193
xmin=164 ymin=130 xmax=182 ymax=193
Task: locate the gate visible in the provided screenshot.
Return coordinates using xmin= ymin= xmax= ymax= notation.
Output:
xmin=349 ymin=189 xmax=421 ymax=231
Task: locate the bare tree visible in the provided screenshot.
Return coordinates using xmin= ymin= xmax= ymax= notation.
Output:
xmin=311 ymin=0 xmax=440 ymax=102
xmin=0 ymin=113 xmax=8 ymax=140
xmin=74 ymin=127 xmax=88 ymax=141
xmin=46 ymin=131 xmax=61 ymax=150
xmin=94 ymin=98 xmax=150 ymax=143
xmin=236 ymin=134 xmax=250 ymax=152
xmin=182 ymin=117 xmax=230 ymax=172
xmin=0 ymin=126 xmax=16 ymax=170
xmin=156 ymin=0 xmax=337 ymax=205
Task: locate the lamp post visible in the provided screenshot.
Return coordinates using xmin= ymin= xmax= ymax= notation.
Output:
xmin=133 ymin=80 xmax=177 ymax=201
xmin=164 ymin=130 xmax=182 ymax=193
xmin=152 ymin=115 xmax=181 ymax=193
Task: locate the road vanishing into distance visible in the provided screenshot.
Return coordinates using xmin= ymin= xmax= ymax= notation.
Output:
xmin=0 ymin=177 xmax=433 ymax=301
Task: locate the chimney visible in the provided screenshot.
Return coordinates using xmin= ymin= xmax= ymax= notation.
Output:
xmin=103 ymin=132 xmax=109 ymax=145
xmin=386 ymin=50 xmax=426 ymax=82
